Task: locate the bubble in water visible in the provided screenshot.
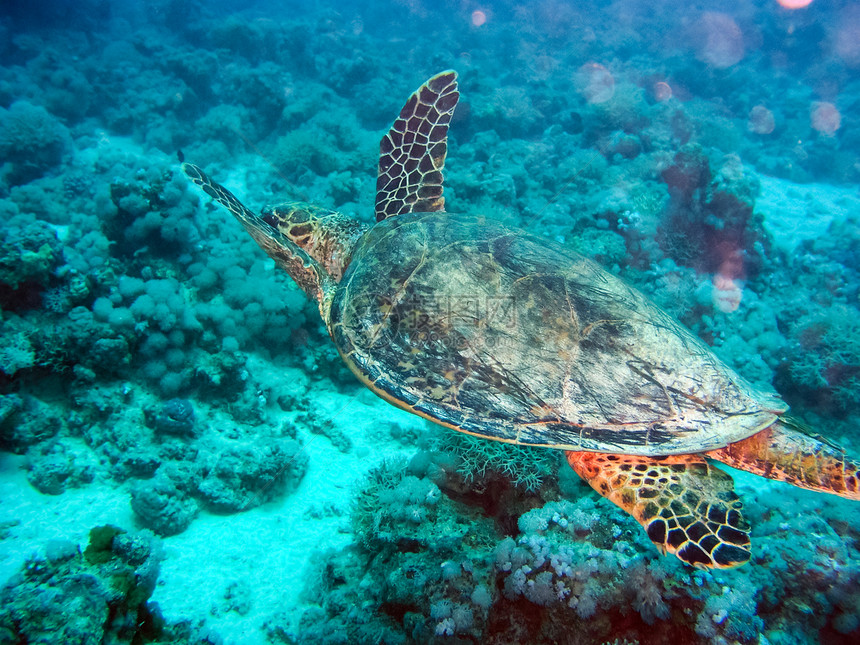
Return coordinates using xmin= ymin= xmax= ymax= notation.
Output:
xmin=748 ymin=105 xmax=775 ymax=135
xmin=576 ymin=63 xmax=614 ymax=104
xmin=834 ymin=6 xmax=860 ymax=67
xmin=777 ymin=0 xmax=814 ymax=9
xmin=811 ymin=102 xmax=841 ymax=135
xmin=712 ymin=274 xmax=743 ymax=313
xmin=653 ymin=81 xmax=672 ymax=102
xmin=696 ymin=12 xmax=745 ymax=69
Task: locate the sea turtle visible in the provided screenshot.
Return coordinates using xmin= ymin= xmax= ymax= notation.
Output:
xmin=183 ymin=70 xmax=860 ymax=569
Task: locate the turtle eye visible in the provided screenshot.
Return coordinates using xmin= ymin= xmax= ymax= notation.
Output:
xmin=261 ymin=212 xmax=279 ymax=229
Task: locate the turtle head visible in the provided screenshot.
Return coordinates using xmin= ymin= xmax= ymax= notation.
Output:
xmin=237 ymin=201 xmax=368 ymax=323
xmin=261 ymin=202 xmax=367 ymax=285
xmin=182 ymin=163 xmax=366 ymax=323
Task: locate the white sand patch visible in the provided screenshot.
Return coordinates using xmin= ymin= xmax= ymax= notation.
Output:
xmin=150 ymin=373 xmax=427 ymax=644
xmin=756 ymin=175 xmax=859 ymax=255
xmin=0 ymin=355 xmax=426 ymax=643
xmin=0 ymin=453 xmax=134 ymax=584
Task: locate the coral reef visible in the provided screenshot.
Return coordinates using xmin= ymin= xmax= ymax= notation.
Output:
xmin=0 ymin=526 xmax=162 ymax=644
xmin=431 ymin=429 xmax=559 ymax=494
xmin=0 ymin=1 xmax=858 ymax=643
xmin=0 ymin=101 xmax=70 ymax=185
xmin=292 ymin=463 xmax=860 ymax=644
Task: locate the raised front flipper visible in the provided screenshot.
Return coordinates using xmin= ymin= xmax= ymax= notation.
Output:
xmin=182 ymin=163 xmax=334 ymax=311
xmin=375 ymin=70 xmax=459 ymax=221
xmin=566 ymin=451 xmax=751 ymax=569
xmin=183 ymin=162 xmax=259 ymax=226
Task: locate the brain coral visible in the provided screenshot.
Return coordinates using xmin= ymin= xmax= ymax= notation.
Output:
xmin=0 ymin=101 xmax=70 ymax=184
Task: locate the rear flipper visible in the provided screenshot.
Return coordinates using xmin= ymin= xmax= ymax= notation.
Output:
xmin=566 ymin=451 xmax=751 ymax=569
xmin=707 ymin=417 xmax=860 ymax=500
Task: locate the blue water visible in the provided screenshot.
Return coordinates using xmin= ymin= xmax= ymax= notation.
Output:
xmin=1 ymin=1 xmax=859 ymax=643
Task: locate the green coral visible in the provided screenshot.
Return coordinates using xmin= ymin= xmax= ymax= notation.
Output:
xmin=0 ymin=332 xmax=36 ymax=377
xmin=351 ymin=457 xmax=449 ymax=547
xmin=568 ymin=226 xmax=627 ymax=266
xmin=0 ymin=525 xmax=163 ymax=643
xmin=434 ymin=429 xmax=558 ymax=493
xmin=83 ymin=524 xmax=125 ymax=565
xmin=0 ymin=241 xmax=56 ymax=289
xmin=788 ymin=304 xmax=860 ymax=408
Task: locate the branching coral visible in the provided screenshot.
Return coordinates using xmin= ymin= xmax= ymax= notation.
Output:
xmin=787 ymin=304 xmax=860 ymax=409
xmin=432 ymin=429 xmax=558 ymax=493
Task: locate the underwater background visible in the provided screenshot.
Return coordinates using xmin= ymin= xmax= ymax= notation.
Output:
xmin=1 ymin=0 xmax=859 ymax=643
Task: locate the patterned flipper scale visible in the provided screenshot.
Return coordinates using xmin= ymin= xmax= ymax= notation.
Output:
xmin=182 ymin=163 xmax=329 ymax=299
xmin=375 ymin=70 xmax=459 ymax=221
xmin=182 ymin=162 xmax=258 ymax=226
xmin=566 ymin=451 xmax=751 ymax=569
xmin=707 ymin=417 xmax=860 ymax=500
